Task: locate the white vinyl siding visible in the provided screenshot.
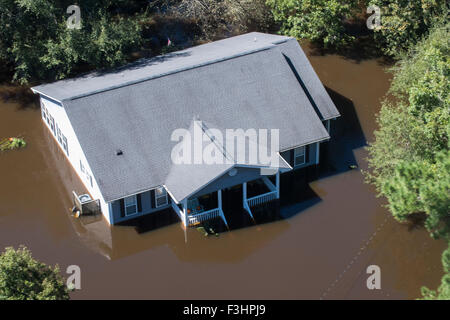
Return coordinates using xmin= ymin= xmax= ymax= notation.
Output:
xmin=39 ymin=96 xmax=110 ymax=224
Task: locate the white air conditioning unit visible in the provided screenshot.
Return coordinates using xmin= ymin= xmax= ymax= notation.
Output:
xmin=78 ymin=194 xmax=92 ymax=204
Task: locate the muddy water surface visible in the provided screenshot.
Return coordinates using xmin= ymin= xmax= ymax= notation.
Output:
xmin=0 ymin=44 xmax=446 ymax=299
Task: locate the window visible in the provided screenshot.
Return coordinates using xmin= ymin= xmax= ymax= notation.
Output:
xmin=124 ymin=195 xmax=137 ymax=216
xmin=41 ymin=103 xmax=47 ymax=121
xmin=155 ymin=187 xmax=168 ymax=207
xmin=62 ymin=134 xmax=69 ymax=156
xmin=294 ymin=146 xmax=306 ymax=166
xmin=56 ymin=124 xmax=62 ymax=144
xmin=48 ymin=114 xmax=55 ymax=135
xmin=80 ymin=160 xmax=85 ymax=174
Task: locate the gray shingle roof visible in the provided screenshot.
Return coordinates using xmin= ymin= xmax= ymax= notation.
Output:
xmin=32 ymin=32 xmax=339 ymax=202
xmin=32 ymin=33 xmax=290 ymax=102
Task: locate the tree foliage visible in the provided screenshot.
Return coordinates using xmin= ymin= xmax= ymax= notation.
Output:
xmin=267 ymin=0 xmax=360 ymax=48
xmin=0 ymin=0 xmax=144 ymax=83
xmin=368 ymin=0 xmax=448 ymax=56
xmin=169 ymin=0 xmax=274 ymax=41
xmin=421 ymin=246 xmax=450 ymax=300
xmin=0 ymin=246 xmax=69 ymax=300
xmin=367 ymin=23 xmax=449 ymax=237
xmin=366 ymin=22 xmax=449 ymax=300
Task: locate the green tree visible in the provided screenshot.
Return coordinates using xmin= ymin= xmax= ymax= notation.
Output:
xmin=267 ymin=0 xmax=360 ymax=48
xmin=421 ymin=246 xmax=450 ymax=300
xmin=366 ymin=22 xmax=449 ymax=300
xmin=169 ymin=0 xmax=274 ymax=41
xmin=367 ymin=23 xmax=449 ymax=235
xmin=368 ymin=0 xmax=448 ymax=56
xmin=0 ymin=246 xmax=69 ymax=300
xmin=380 ymin=151 xmax=450 ymax=239
xmin=0 ymin=0 xmax=144 ymax=83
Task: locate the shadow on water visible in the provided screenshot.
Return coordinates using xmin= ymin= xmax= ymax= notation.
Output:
xmin=320 ymin=87 xmax=367 ymax=176
xmin=0 ymin=85 xmax=38 ymax=110
xmin=304 ymin=37 xmax=394 ymax=66
xmin=117 ymin=207 xmax=180 ymax=234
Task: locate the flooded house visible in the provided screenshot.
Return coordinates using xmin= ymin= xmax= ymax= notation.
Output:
xmin=30 ymin=32 xmax=340 ymax=229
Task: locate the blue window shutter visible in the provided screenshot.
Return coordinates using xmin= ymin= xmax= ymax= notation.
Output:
xmin=119 ymin=199 xmax=125 ymax=218
xmin=306 ymin=144 xmax=310 ymax=163
xmin=150 ymin=190 xmax=155 ymax=208
xmin=137 ymin=194 xmax=142 ymax=212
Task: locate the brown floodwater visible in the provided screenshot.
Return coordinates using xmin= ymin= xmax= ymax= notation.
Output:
xmin=0 ymin=43 xmax=446 ymax=299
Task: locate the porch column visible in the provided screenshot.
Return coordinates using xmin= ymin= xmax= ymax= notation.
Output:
xmin=182 ymin=198 xmax=188 ymax=227
xmin=243 ymin=182 xmax=247 ymax=207
xmin=276 ymin=171 xmax=280 ymax=199
xmin=316 ymin=142 xmax=320 ymax=164
xmin=218 ymin=189 xmax=229 ymax=228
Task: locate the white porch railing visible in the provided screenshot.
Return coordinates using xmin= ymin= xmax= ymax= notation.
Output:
xmin=247 ymin=190 xmax=277 ymax=207
xmin=188 ymin=207 xmax=220 ymax=226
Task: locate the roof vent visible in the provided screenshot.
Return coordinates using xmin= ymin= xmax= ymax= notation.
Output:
xmin=116 ymin=149 xmax=123 ymax=156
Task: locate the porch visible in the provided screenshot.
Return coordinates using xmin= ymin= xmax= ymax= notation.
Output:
xmin=170 ymin=171 xmax=280 ymax=228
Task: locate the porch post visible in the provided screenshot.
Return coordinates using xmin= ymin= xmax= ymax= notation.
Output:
xmin=182 ymin=198 xmax=188 ymax=227
xmin=243 ymin=182 xmax=247 ymax=207
xmin=218 ymin=189 xmax=229 ymax=228
xmin=316 ymin=142 xmax=320 ymax=164
xmin=276 ymin=171 xmax=280 ymax=199
xmin=218 ymin=189 xmax=222 ymax=210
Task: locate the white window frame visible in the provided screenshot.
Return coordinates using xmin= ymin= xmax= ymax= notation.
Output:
xmin=56 ymin=123 xmax=62 ymax=144
xmin=155 ymin=187 xmax=168 ymax=208
xmin=41 ymin=103 xmax=47 ymax=121
xmin=124 ymin=195 xmax=138 ymax=216
xmin=294 ymin=146 xmax=306 ymax=167
xmin=49 ymin=114 xmax=56 ymax=135
xmin=62 ymin=134 xmax=69 ymax=156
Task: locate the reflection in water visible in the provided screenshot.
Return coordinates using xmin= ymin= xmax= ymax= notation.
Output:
xmin=0 ymin=43 xmax=446 ymax=299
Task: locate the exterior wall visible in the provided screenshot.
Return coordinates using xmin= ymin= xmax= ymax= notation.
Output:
xmin=280 ymin=142 xmax=319 ymax=170
xmin=39 ymin=96 xmax=111 ymax=223
xmin=110 ymin=190 xmax=171 ymax=224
